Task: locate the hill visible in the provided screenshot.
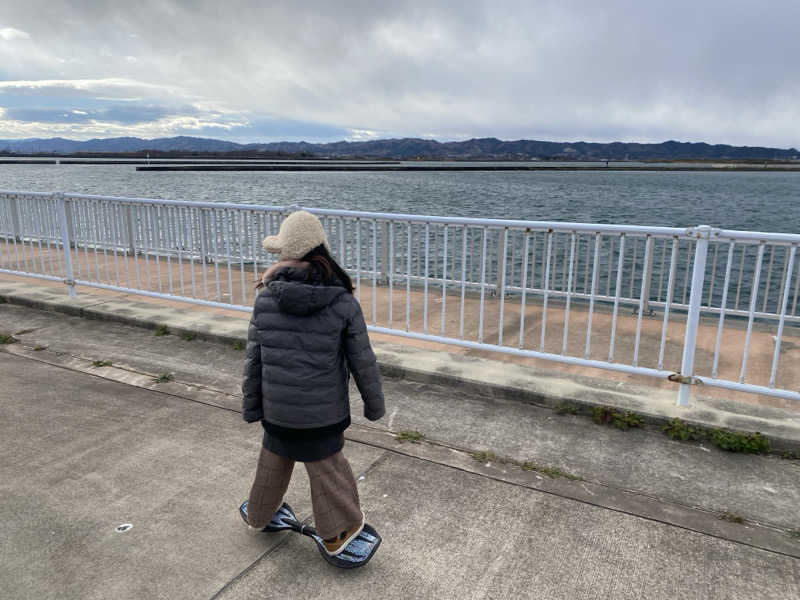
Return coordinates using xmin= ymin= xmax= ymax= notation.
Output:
xmin=0 ymin=136 xmax=797 ymax=161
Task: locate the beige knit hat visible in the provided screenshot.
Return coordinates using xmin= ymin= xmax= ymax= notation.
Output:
xmin=261 ymin=210 xmax=330 ymax=261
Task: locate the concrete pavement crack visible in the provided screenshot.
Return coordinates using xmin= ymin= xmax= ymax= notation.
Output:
xmin=77 ymin=298 xmax=118 ymax=310
xmin=207 ymin=521 xmax=311 ymax=600
xmin=355 ymin=446 xmax=392 ymax=480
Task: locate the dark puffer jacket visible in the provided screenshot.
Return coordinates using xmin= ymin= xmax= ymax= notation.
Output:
xmin=241 ymin=266 xmax=385 ymax=428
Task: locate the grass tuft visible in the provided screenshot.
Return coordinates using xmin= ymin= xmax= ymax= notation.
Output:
xmin=719 ymin=511 xmax=745 ymax=524
xmin=470 ymin=449 xmax=581 ymax=480
xmin=663 ymin=418 xmax=707 ymax=442
xmin=33 ymin=345 xmax=47 ymax=351
xmin=470 ymin=450 xmax=498 ymax=463
xmin=555 ymin=402 xmax=579 ymax=416
xmin=153 ymin=324 xmax=170 ymax=337
xmin=395 ymin=430 xmax=425 ymax=443
xmin=662 ymin=418 xmax=770 ymax=454
xmin=0 ymin=333 xmax=18 ymax=344
xmin=710 ymin=430 xmax=769 ymax=454
xmin=232 ymin=341 xmax=245 ymax=351
xmin=519 ymin=461 xmax=581 ymax=480
xmin=181 ymin=332 xmax=197 ymax=341
xmin=591 ymin=406 xmax=644 ymax=430
xmin=153 ymin=372 xmax=174 ymax=383
xmin=91 ymin=360 xmax=113 ymax=368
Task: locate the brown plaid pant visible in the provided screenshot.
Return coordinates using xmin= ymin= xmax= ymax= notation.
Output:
xmin=246 ymin=447 xmax=363 ymax=540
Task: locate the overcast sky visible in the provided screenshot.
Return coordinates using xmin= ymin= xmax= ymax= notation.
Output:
xmin=0 ymin=1 xmax=798 ymax=147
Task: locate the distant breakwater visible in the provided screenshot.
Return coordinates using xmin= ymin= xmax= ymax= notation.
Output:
xmin=0 ymin=159 xmax=398 ymax=166
xmin=134 ymin=164 xmax=800 ymax=172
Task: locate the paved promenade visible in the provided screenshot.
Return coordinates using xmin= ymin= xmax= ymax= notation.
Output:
xmin=1 ymin=294 xmax=799 ymax=598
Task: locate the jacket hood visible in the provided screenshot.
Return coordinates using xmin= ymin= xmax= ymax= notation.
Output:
xmin=265 ymin=267 xmax=348 ymax=316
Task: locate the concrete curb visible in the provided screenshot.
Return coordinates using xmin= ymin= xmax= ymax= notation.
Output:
xmin=2 ymin=279 xmax=799 ymax=453
xmin=346 ymin=427 xmax=800 ymax=559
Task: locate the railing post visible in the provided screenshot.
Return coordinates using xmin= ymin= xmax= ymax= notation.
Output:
xmin=125 ymin=204 xmax=137 ymax=255
xmin=641 ymin=235 xmax=655 ymax=315
xmin=676 ymin=225 xmax=711 ymax=406
xmin=380 ymin=221 xmax=389 ymax=283
xmin=55 ymin=193 xmax=76 ymax=298
xmin=63 ymin=195 xmax=76 ymax=249
xmin=198 ymin=209 xmax=209 ymax=262
xmin=9 ymin=195 xmax=22 ymax=241
xmin=494 ymin=227 xmax=505 ymax=295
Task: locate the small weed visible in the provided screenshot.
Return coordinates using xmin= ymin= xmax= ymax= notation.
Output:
xmin=470 ymin=449 xmax=580 ymax=480
xmin=789 ymin=529 xmax=800 ymax=540
xmin=719 ymin=511 xmax=745 ymax=524
xmin=555 ymin=402 xmax=579 ymax=416
xmin=0 ymin=333 xmax=17 ymax=344
xmin=471 ymin=450 xmax=499 ymax=463
xmin=591 ymin=406 xmax=610 ymax=424
xmin=396 ymin=430 xmax=424 ymax=443
xmin=662 ymin=419 xmax=771 ymax=455
xmin=14 ymin=329 xmax=35 ymax=335
xmin=181 ymin=332 xmax=197 ymax=341
xmin=519 ymin=461 xmax=581 ymax=480
xmin=153 ymin=324 xmax=170 ymax=337
xmin=663 ymin=418 xmax=707 ymax=442
xmin=91 ymin=360 xmax=113 ymax=367
xmin=153 ymin=373 xmax=174 ymax=383
xmin=591 ymin=406 xmax=644 ymax=430
xmin=710 ymin=429 xmax=769 ymax=454
xmin=612 ymin=411 xmax=644 ymax=430
xmin=780 ymin=451 xmax=800 ymax=460
xmin=232 ymin=341 xmax=245 ymax=351
xmin=33 ymin=345 xmax=47 ymax=351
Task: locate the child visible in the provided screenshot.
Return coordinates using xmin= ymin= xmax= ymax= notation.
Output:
xmin=241 ymin=210 xmax=385 ymax=556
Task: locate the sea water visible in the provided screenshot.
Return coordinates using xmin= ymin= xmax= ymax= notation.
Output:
xmin=0 ymin=162 xmax=797 ymax=233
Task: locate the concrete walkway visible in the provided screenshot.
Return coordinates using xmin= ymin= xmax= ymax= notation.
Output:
xmin=1 ymin=302 xmax=799 ymax=598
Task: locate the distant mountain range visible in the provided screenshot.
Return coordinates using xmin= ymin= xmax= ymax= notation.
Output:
xmin=1 ymin=135 xmax=798 ymax=161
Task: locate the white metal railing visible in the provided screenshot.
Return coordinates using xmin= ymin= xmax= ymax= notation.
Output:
xmin=1 ymin=190 xmax=798 ymax=406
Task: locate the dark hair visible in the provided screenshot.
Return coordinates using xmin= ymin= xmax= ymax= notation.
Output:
xmin=301 ymin=244 xmax=355 ymax=293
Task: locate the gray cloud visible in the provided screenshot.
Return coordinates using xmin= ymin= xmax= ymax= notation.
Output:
xmin=0 ymin=78 xmax=189 ymax=100
xmin=4 ymin=103 xmax=199 ymax=124
xmin=1 ymin=1 xmax=799 ymax=145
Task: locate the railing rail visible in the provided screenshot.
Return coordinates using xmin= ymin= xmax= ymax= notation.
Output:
xmin=2 ymin=190 xmax=798 ymax=406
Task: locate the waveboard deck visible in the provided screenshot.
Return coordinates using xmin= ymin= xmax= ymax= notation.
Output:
xmin=239 ymin=501 xmax=381 ymax=569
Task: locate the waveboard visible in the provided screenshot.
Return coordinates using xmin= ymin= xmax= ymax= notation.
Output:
xmin=239 ymin=501 xmax=381 ymax=569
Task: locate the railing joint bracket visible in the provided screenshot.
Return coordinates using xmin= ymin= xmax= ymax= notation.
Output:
xmin=668 ymin=373 xmax=704 ymax=385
